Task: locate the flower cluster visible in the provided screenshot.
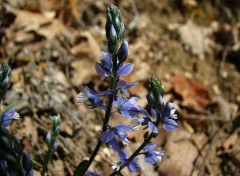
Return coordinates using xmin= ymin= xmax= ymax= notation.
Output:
xmin=75 ymin=5 xmax=179 ymax=176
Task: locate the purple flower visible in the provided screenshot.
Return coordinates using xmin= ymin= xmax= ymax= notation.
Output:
xmin=143 ymin=143 xmax=164 ymax=164
xmin=95 ymin=52 xmax=113 ymax=77
xmin=1 ymin=108 xmax=20 ymax=127
xmin=160 ymin=102 xmax=178 ymax=131
xmin=77 ymin=86 xmax=111 ymax=110
xmin=116 ymin=80 xmax=137 ymax=100
xmin=138 ymin=107 xmax=158 ymax=134
xmin=112 ymin=150 xmax=139 ymax=173
xmin=85 ymin=171 xmax=102 ymax=176
xmin=95 ymin=52 xmax=134 ymax=77
xmin=101 ymin=125 xmax=134 ymax=146
xmin=113 ymin=97 xmax=139 ymax=118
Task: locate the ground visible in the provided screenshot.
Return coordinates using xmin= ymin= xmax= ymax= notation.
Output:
xmin=1 ymin=0 xmax=240 ymax=176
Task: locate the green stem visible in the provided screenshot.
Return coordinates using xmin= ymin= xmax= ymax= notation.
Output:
xmin=41 ymin=148 xmax=53 ymax=176
xmin=78 ymin=54 xmax=118 ymax=176
xmin=109 ymin=112 xmax=161 ymax=176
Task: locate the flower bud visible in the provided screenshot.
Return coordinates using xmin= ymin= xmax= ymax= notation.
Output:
xmin=46 ymin=131 xmax=52 ymax=145
xmin=109 ymin=25 xmax=117 ymax=44
xmin=148 ymin=76 xmax=164 ymax=100
xmin=117 ymin=39 xmax=128 ymax=63
xmin=53 ymin=139 xmax=59 ymax=150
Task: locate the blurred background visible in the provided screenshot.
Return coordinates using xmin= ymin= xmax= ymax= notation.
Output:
xmin=0 ymin=0 xmax=240 ymax=175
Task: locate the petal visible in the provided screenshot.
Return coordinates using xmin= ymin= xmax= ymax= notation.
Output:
xmin=125 ymin=82 xmax=138 ymax=89
xmin=139 ymin=107 xmax=150 ymax=117
xmin=144 ymin=153 xmax=158 ymax=164
xmin=108 ymin=138 xmax=121 ymax=151
xmin=128 ymin=161 xmax=140 ymax=173
xmin=148 ymin=121 xmax=158 ymax=134
xmin=98 ymin=90 xmax=113 ymax=97
xmin=116 ymin=80 xmax=127 ymax=89
xmin=144 ymin=143 xmax=157 ymax=152
xmin=85 ymin=171 xmax=102 ymax=176
xmin=95 ymin=63 xmax=107 ymax=76
xmin=128 ymin=97 xmax=139 ymax=104
xmin=163 ymin=119 xmax=178 ymax=132
xmin=100 ymin=130 xmax=115 ymax=143
xmin=151 ymin=108 xmax=157 ymax=120
xmin=162 ymin=102 xmax=173 ymax=117
xmin=101 ymin=51 xmax=112 ymax=69
xmin=117 ymin=63 xmax=134 ymax=76
xmin=1 ymin=108 xmax=15 ymax=127
xmin=113 ymin=97 xmax=125 ymax=107
xmin=115 ymin=124 xmax=134 ymax=132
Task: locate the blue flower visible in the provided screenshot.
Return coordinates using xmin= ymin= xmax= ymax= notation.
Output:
xmin=85 ymin=171 xmax=102 ymax=176
xmin=101 ymin=125 xmax=134 ymax=146
xmin=137 ymin=107 xmax=159 ymax=134
xmin=1 ymin=108 xmax=20 ymax=127
xmin=95 ymin=52 xmax=134 ymax=77
xmin=113 ymin=97 xmax=139 ymax=118
xmin=160 ymin=101 xmax=178 ymax=132
xmin=143 ymin=143 xmax=164 ymax=164
xmin=77 ymin=86 xmax=111 ymax=110
xmin=116 ymin=80 xmax=137 ymax=100
xmin=95 ymin=52 xmax=113 ymax=77
xmin=112 ymin=150 xmax=139 ymax=172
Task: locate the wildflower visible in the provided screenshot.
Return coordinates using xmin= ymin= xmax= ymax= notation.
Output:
xmin=77 ymin=86 xmax=111 ymax=110
xmin=95 ymin=51 xmax=134 ymax=77
xmin=160 ymin=100 xmax=178 ymax=131
xmin=101 ymin=125 xmax=134 ymax=146
xmin=143 ymin=143 xmax=164 ymax=164
xmin=95 ymin=52 xmax=113 ymax=77
xmin=113 ymin=97 xmax=139 ymax=118
xmin=116 ymin=80 xmax=137 ymax=100
xmin=112 ymin=150 xmax=139 ymax=172
xmin=138 ymin=107 xmax=158 ymax=134
xmin=130 ymin=116 xmax=144 ymax=131
xmin=1 ymin=108 xmax=20 ymax=127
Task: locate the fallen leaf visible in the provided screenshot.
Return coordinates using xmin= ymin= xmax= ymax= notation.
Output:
xmin=171 ymin=74 xmax=211 ymax=111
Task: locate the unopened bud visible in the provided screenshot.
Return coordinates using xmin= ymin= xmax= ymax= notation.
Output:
xmin=117 ymin=39 xmax=128 ymax=63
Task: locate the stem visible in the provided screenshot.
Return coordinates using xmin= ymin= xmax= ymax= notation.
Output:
xmin=41 ymin=149 xmax=52 ymax=176
xmin=78 ymin=54 xmax=118 ymax=176
xmin=109 ymin=112 xmax=161 ymax=176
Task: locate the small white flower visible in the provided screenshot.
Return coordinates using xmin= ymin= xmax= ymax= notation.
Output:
xmin=111 ymin=161 xmax=121 ymax=171
xmin=130 ymin=117 xmax=144 ymax=131
xmin=117 ymin=88 xmax=130 ymax=100
xmin=77 ymin=92 xmax=88 ymax=103
xmin=122 ymin=138 xmax=130 ymax=146
xmin=14 ymin=112 xmax=20 ymax=119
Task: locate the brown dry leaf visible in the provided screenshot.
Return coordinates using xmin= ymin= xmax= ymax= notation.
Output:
xmin=70 ymin=31 xmax=101 ymax=86
xmin=168 ymin=20 xmax=214 ymax=59
xmin=7 ymin=6 xmax=67 ymax=40
xmin=171 ymin=74 xmax=211 ymax=111
xmin=49 ymin=159 xmax=65 ymax=176
xmin=159 ymin=139 xmax=198 ymax=176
